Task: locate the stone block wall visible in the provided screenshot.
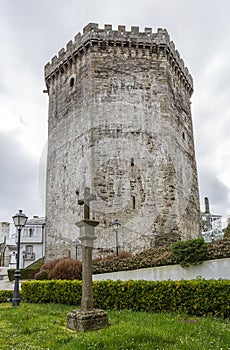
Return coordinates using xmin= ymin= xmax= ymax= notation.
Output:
xmin=45 ymin=23 xmax=201 ymax=260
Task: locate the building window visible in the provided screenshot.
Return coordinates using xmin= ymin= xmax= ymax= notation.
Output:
xmin=131 ymin=158 xmax=134 ymax=166
xmin=132 ymin=195 xmax=136 ymax=209
xmin=29 ymin=228 xmax=34 ymax=237
xmin=25 ymin=245 xmax=34 ymax=259
xmin=26 ymin=245 xmax=33 ymax=254
xmin=70 ymin=77 xmax=75 ymax=88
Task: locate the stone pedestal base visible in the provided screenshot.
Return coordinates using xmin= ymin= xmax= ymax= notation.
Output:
xmin=67 ymin=309 xmax=109 ymax=332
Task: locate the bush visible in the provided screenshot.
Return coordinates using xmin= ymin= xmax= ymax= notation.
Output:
xmin=22 ymin=280 xmax=82 ymax=305
xmin=0 ymin=290 xmax=13 ymax=303
xmin=35 ymin=258 xmax=82 ymax=280
xmin=93 ymin=239 xmax=230 ymax=275
xmin=93 ymin=246 xmax=172 ymax=274
xmin=171 ymin=238 xmax=208 ymax=267
xmin=21 ymin=279 xmax=230 ymax=318
xmin=8 ymin=267 xmax=41 ymax=281
xmin=207 ymin=238 xmax=230 ymax=260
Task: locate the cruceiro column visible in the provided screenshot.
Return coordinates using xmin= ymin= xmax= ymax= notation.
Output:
xmin=67 ymin=188 xmax=108 ymax=331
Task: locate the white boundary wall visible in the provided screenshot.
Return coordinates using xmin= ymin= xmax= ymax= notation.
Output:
xmin=93 ymin=258 xmax=230 ymax=281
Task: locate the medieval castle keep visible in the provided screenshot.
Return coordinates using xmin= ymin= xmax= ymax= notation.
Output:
xmin=45 ymin=23 xmax=201 ymax=260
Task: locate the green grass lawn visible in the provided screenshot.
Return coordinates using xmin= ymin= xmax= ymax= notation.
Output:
xmin=0 ymin=303 xmax=229 ymax=349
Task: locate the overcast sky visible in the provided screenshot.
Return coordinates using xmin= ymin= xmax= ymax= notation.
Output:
xmin=0 ymin=0 xmax=230 ymax=227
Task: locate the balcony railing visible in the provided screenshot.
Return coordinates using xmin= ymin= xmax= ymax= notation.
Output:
xmin=23 ymin=252 xmax=35 ymax=260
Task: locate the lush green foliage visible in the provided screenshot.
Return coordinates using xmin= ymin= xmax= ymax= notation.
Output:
xmin=21 ymin=280 xmax=82 ymax=304
xmin=171 ymin=238 xmax=207 ymax=267
xmin=35 ymin=258 xmax=82 ymax=280
xmin=0 ymin=303 xmax=229 ymax=349
xmin=21 ymin=279 xmax=230 ymax=318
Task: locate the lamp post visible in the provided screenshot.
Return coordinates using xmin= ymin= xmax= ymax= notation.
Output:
xmin=153 ymin=224 xmax=158 ymax=237
xmin=22 ymin=250 xmax=26 ymax=268
xmin=12 ymin=210 xmax=28 ymax=306
xmin=113 ymin=219 xmax=121 ymax=257
xmin=75 ymin=238 xmax=80 ymax=259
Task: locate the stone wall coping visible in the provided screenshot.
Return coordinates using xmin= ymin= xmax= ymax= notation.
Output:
xmin=93 ymin=258 xmax=230 ymax=281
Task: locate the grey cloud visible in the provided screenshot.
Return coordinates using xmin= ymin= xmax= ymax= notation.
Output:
xmin=0 ymin=131 xmax=43 ymax=221
xmin=198 ymin=166 xmax=230 ymax=217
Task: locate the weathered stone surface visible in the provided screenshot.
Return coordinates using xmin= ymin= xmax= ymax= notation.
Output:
xmin=45 ymin=23 xmax=201 ymax=260
xmin=66 ymin=309 xmax=109 ymax=331
xmin=76 ymin=218 xmax=99 ymax=310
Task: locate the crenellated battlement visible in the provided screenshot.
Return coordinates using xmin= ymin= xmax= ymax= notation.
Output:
xmin=45 ymin=23 xmax=193 ymax=95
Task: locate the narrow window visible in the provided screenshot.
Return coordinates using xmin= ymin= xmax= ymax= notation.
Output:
xmin=131 ymin=158 xmax=134 ymax=166
xmin=29 ymin=228 xmax=34 ymax=237
xmin=70 ymin=77 xmax=75 ymax=88
xmin=132 ymin=196 xmax=136 ymax=209
xmin=182 ymin=132 xmax=185 ymax=140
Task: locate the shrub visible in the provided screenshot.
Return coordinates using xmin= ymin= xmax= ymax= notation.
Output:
xmin=0 ymin=290 xmax=13 ymax=303
xmin=93 ymin=245 xmax=172 ymax=274
xmin=207 ymin=238 xmax=230 ymax=260
xmin=93 ymin=239 xmax=230 ymax=275
xmin=21 ymin=279 xmax=230 ymax=318
xmin=35 ymin=258 xmax=82 ymax=280
xmin=8 ymin=267 xmax=41 ymax=281
xmin=171 ymin=238 xmax=208 ymax=267
xmin=22 ymin=280 xmax=82 ymax=305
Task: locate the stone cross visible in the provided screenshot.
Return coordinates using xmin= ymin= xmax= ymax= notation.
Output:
xmin=78 ymin=187 xmax=96 ymax=220
xmin=67 ymin=187 xmax=108 ymax=331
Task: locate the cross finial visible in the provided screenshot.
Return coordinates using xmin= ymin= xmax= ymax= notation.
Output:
xmin=78 ymin=187 xmax=96 ymax=220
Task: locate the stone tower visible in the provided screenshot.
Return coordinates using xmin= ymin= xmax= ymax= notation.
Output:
xmin=44 ymin=23 xmax=201 ymax=260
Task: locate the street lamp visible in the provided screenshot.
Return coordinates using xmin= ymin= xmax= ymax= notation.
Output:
xmin=153 ymin=224 xmax=158 ymax=237
xmin=75 ymin=238 xmax=80 ymax=259
xmin=113 ymin=219 xmax=121 ymax=257
xmin=151 ymin=224 xmax=158 ymax=246
xmin=12 ymin=210 xmax=28 ymax=306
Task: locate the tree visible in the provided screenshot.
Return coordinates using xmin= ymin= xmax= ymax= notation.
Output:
xmin=223 ymin=217 xmax=230 ymax=238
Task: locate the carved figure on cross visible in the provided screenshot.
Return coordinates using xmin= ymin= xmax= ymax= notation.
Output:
xmin=78 ymin=187 xmax=96 ymax=220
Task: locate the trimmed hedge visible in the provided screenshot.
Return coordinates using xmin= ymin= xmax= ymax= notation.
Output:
xmin=21 ymin=279 xmax=230 ymax=318
xmin=21 ymin=280 xmax=82 ymax=305
xmin=8 ymin=267 xmax=41 ymax=281
xmin=0 ymin=290 xmax=13 ymax=302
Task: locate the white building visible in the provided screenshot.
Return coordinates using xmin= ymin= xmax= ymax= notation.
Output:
xmin=1 ymin=217 xmax=45 ymax=268
xmin=201 ymin=197 xmax=223 ymax=242
xmin=17 ymin=216 xmax=45 ymax=268
xmin=0 ymin=222 xmax=11 ymax=266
